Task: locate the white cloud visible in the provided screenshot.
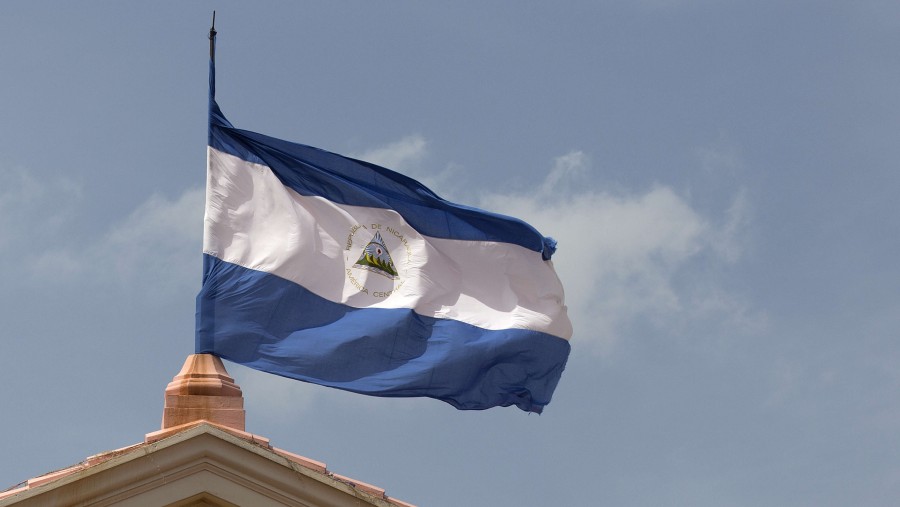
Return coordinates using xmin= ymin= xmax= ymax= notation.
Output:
xmin=25 ymin=187 xmax=204 ymax=299
xmin=352 ymin=135 xmax=427 ymax=171
xmin=713 ymin=187 xmax=751 ymax=264
xmin=479 ymin=150 xmax=760 ymax=353
xmin=540 ymin=150 xmax=589 ymax=196
xmin=352 ymin=134 xmax=462 ymax=196
xmin=696 ymin=138 xmax=743 ymax=176
xmin=99 ymin=188 xmax=204 ymax=290
xmin=0 ymin=162 xmax=202 ymax=298
xmin=0 ymin=165 xmax=83 ymax=253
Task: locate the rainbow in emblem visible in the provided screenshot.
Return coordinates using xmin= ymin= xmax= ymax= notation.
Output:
xmin=353 ymin=231 xmax=399 ymax=280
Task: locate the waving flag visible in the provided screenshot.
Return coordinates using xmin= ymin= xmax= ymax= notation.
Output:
xmin=196 ymin=31 xmax=572 ymax=413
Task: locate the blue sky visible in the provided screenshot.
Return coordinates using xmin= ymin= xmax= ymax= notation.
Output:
xmin=2 ymin=2 xmax=899 ymax=505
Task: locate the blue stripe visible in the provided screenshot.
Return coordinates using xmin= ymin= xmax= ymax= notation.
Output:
xmin=195 ymin=255 xmax=570 ymax=413
xmin=208 ymin=121 xmax=557 ymax=260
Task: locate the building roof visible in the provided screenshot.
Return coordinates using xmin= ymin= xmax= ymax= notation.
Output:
xmin=0 ymin=355 xmax=415 ymax=507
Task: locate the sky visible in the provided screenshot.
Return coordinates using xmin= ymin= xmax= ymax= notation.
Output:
xmin=1 ymin=1 xmax=899 ymax=505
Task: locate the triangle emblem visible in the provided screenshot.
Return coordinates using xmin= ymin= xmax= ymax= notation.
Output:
xmin=353 ymin=231 xmax=399 ymax=280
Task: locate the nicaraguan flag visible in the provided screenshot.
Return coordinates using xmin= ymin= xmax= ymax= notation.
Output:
xmin=196 ymin=40 xmax=572 ymax=413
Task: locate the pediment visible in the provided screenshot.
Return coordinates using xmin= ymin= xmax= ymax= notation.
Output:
xmin=0 ymin=424 xmax=405 ymax=507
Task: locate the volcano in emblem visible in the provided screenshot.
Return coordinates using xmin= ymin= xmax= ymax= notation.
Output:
xmin=353 ymin=231 xmax=399 ymax=280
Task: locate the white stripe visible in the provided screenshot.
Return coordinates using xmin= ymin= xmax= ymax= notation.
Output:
xmin=205 ymin=147 xmax=572 ymax=340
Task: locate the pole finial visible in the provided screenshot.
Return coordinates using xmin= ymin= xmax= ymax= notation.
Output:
xmin=209 ymin=11 xmax=217 ymax=61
